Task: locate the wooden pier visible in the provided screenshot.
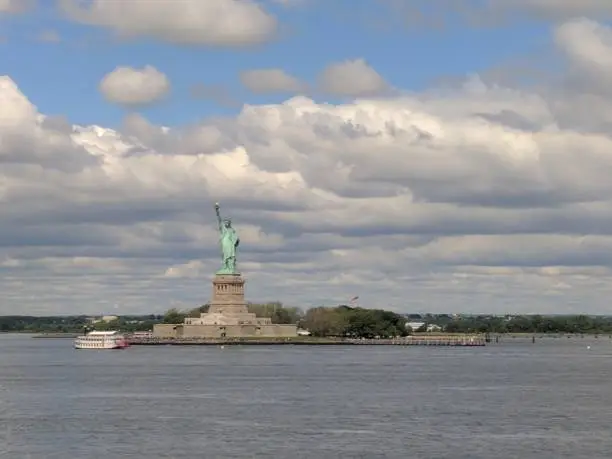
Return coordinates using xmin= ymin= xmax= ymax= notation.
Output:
xmin=127 ymin=335 xmax=486 ymax=347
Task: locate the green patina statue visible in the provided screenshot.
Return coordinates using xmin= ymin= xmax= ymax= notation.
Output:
xmin=214 ymin=202 xmax=240 ymax=275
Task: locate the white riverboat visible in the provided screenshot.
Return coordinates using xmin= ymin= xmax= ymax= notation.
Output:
xmin=74 ymin=330 xmax=129 ymax=350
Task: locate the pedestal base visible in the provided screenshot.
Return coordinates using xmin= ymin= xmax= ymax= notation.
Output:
xmin=152 ymin=273 xmax=297 ymax=338
xmin=153 ymin=323 xmax=298 ymax=339
xmin=185 ymin=312 xmax=271 ymax=326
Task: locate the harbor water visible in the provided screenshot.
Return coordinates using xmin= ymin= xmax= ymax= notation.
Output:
xmin=1 ymin=334 xmax=611 ymax=458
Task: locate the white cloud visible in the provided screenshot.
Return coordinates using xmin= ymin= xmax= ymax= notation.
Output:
xmin=318 ymin=59 xmax=390 ymax=97
xmin=99 ymin=66 xmax=170 ymax=106
xmin=0 ymin=77 xmax=96 ymax=172
xmin=492 ymin=0 xmax=612 ymax=20
xmin=240 ymin=69 xmax=307 ymax=94
xmin=374 ymin=0 xmax=612 ymax=30
xmin=554 ymin=18 xmax=612 ymax=89
xmin=0 ymin=0 xmax=34 ymax=13
xmin=58 ymin=0 xmax=277 ymax=46
xmin=5 ymin=20 xmax=612 ymax=315
xmin=163 ymin=260 xmax=205 ymax=279
xmin=270 ymin=0 xmax=304 ymax=5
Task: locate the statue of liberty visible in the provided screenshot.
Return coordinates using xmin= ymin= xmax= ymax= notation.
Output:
xmin=214 ymin=202 xmax=240 ymax=274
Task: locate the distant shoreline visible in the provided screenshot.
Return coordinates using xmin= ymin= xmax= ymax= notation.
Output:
xmin=494 ymin=333 xmax=612 ymax=338
xmin=31 ymin=333 xmax=79 ymax=338
xmin=0 ymin=332 xmax=80 ymax=338
xmin=2 ymin=331 xmax=611 ymax=340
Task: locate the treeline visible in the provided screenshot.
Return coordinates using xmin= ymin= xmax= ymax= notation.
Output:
xmin=300 ymin=306 xmax=408 ymax=338
xmin=4 ymin=309 xmax=612 ymax=335
xmin=443 ymin=315 xmax=612 ymax=334
xmin=0 ymin=315 xmax=161 ymax=333
xmin=0 ymin=315 xmax=89 ymax=333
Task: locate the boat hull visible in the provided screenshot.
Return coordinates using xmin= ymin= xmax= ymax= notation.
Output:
xmin=73 ymin=331 xmax=129 ymax=350
xmin=74 ymin=341 xmax=129 ymax=350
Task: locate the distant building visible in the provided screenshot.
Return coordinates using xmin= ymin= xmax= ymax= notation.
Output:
xmin=88 ymin=315 xmax=119 ymax=324
xmin=406 ymin=321 xmax=426 ymax=331
xmin=405 ymin=322 xmax=442 ymax=332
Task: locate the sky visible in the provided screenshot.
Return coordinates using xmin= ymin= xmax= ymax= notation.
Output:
xmin=2 ymin=1 xmax=612 ymax=316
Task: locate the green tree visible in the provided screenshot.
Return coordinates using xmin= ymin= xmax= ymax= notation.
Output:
xmin=188 ymin=304 xmax=210 ymax=318
xmin=162 ymin=308 xmax=187 ymax=324
xmin=300 ymin=305 xmax=407 ymax=338
xmin=247 ymin=302 xmax=303 ymax=324
xmin=301 ymin=307 xmax=348 ymax=337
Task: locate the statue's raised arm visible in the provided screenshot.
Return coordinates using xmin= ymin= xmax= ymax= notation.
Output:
xmin=214 ymin=202 xmax=223 ymax=234
xmin=213 ymin=202 xmax=240 ymax=275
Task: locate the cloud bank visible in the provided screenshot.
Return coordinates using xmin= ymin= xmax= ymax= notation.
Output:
xmin=3 ymin=19 xmax=612 ymax=315
xmin=58 ymin=0 xmax=277 ymax=46
xmin=376 ymin=0 xmax=612 ymax=26
xmin=0 ymin=0 xmax=33 ymax=14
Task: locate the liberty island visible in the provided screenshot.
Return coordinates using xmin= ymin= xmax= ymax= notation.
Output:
xmin=152 ymin=202 xmax=298 ymax=339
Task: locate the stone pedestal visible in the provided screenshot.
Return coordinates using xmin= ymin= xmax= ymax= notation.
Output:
xmin=209 ymin=274 xmax=249 ymax=315
xmin=153 ymin=273 xmax=298 ymax=338
xmin=185 ymin=274 xmax=271 ymax=326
